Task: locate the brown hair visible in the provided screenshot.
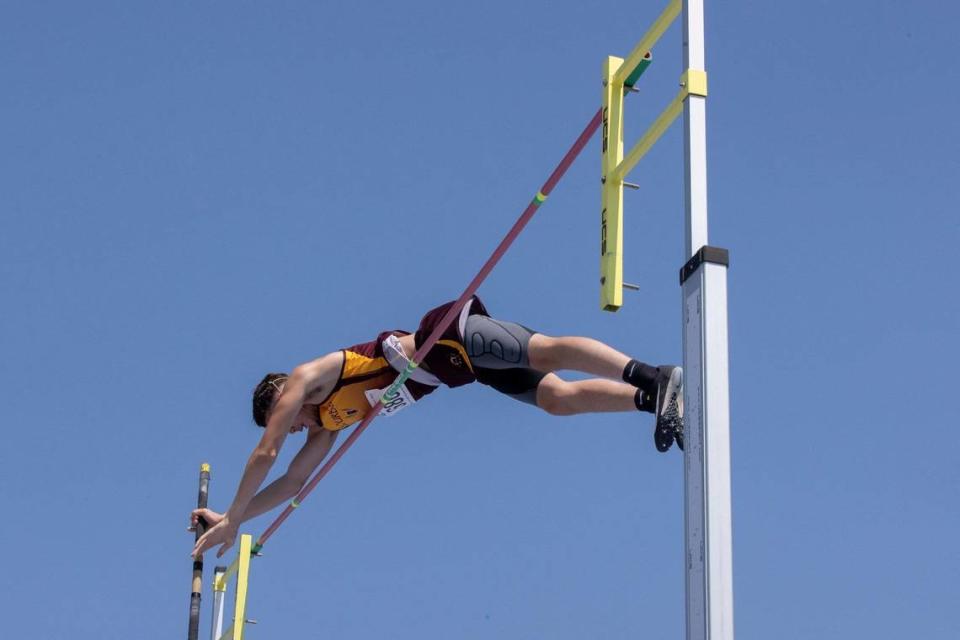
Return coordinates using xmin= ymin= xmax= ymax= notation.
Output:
xmin=252 ymin=372 xmax=288 ymax=427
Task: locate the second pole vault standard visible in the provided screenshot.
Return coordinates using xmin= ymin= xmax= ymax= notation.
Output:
xmin=253 ymin=108 xmax=605 ymax=554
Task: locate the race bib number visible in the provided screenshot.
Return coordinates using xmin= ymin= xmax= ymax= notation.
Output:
xmin=364 ymin=384 xmax=416 ymax=417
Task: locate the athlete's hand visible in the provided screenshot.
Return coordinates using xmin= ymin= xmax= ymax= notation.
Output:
xmin=191 ymin=517 xmax=239 ymax=559
xmin=188 ymin=508 xmax=224 ymax=533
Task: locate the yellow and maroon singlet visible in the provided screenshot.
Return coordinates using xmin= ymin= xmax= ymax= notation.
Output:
xmin=316 ymin=330 xmax=433 ymax=431
xmin=316 ymin=297 xmax=489 ymax=431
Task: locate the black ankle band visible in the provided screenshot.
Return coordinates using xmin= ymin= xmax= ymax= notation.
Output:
xmin=634 ymin=388 xmax=656 ymax=414
xmin=623 ymin=359 xmax=657 ymax=392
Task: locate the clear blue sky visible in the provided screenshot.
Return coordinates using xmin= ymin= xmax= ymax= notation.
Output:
xmin=2 ymin=1 xmax=958 ymax=638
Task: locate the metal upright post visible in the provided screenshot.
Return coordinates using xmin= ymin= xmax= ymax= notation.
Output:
xmin=680 ymin=1 xmax=734 ymax=639
xmin=210 ymin=566 xmax=227 ymax=640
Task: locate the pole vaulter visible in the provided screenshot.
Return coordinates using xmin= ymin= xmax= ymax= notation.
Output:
xmin=252 ymin=107 xmax=605 ymax=554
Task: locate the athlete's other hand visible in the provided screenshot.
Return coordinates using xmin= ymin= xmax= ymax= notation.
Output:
xmin=191 ymin=517 xmax=238 ymax=559
xmin=188 ymin=508 xmax=224 ymax=533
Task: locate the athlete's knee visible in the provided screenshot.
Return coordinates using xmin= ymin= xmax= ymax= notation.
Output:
xmin=536 ymin=377 xmax=578 ymax=416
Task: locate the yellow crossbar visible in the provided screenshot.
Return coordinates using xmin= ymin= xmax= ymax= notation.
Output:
xmin=612 ymin=88 xmax=684 ymax=182
xmin=612 ymin=0 xmax=681 ymax=89
xmin=613 ymin=69 xmax=708 ymax=181
xmin=613 ymin=88 xmax=687 ymax=180
xmin=214 ymin=556 xmax=240 ymax=591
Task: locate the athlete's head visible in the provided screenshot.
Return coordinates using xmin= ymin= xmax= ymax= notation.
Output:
xmin=252 ymin=372 xmax=288 ymax=427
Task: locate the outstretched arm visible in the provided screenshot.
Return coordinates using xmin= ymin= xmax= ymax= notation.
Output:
xmin=191 ymin=353 xmax=342 ymax=558
xmin=236 ymin=427 xmax=339 ymax=522
xmin=190 ymin=429 xmax=339 ymax=533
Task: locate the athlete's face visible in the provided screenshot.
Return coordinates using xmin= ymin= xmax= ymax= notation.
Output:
xmin=288 ymin=405 xmax=320 ymax=434
xmin=267 ymin=384 xmax=320 ymax=434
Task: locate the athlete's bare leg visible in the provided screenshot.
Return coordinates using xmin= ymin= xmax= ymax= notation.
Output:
xmin=527 ymin=334 xmax=684 ymax=451
xmin=527 ymin=334 xmax=631 ymax=379
xmin=534 ymin=373 xmax=637 ymax=415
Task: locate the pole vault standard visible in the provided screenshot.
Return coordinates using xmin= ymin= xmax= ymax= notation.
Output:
xmin=680 ymin=2 xmax=734 ymax=638
xmin=251 ymin=107 xmax=611 ymax=554
xmin=600 ymin=1 xmax=734 ymax=638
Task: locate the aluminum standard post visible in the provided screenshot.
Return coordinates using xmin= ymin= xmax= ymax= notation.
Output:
xmin=210 ymin=566 xmax=227 ymax=640
xmin=680 ymin=0 xmax=734 ymax=639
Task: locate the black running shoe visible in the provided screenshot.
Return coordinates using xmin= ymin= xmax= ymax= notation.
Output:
xmin=654 ymin=366 xmax=684 ymax=452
